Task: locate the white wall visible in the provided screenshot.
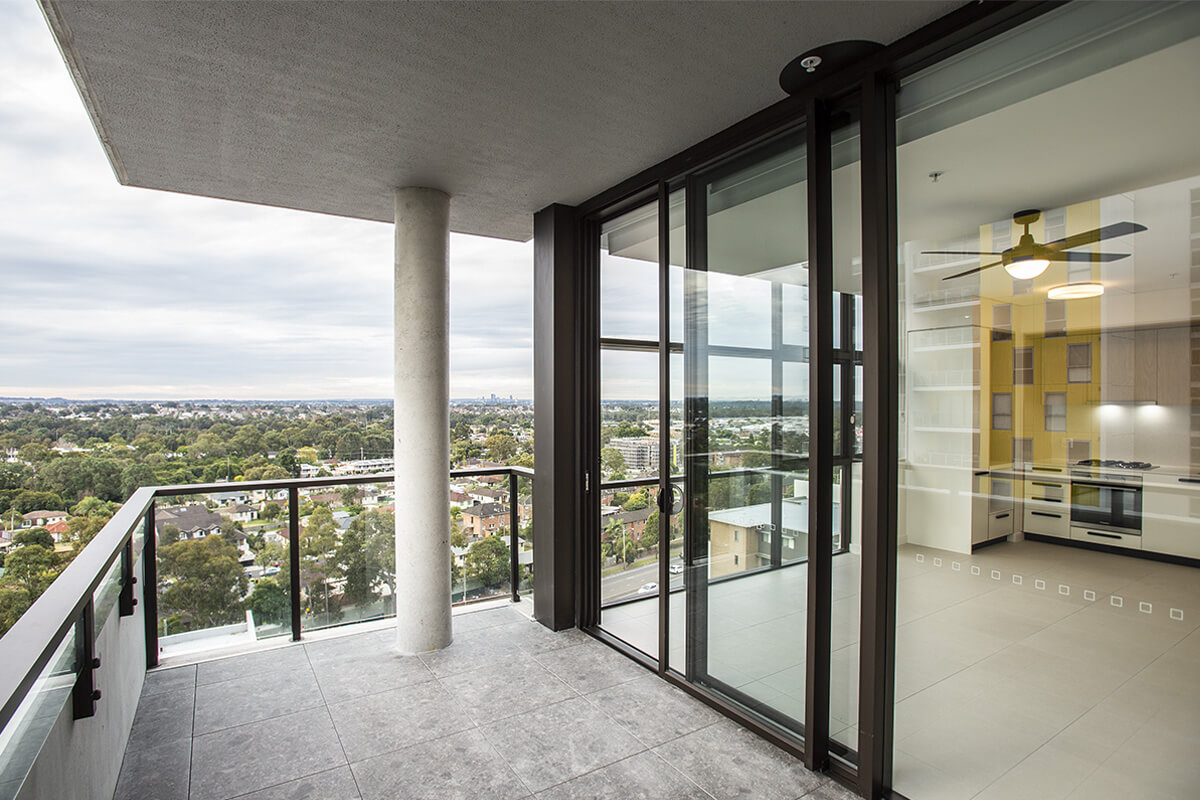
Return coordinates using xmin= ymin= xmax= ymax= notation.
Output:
xmin=16 ymin=556 xmax=146 ymax=800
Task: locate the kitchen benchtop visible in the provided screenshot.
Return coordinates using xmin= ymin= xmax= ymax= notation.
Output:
xmin=1011 ymin=462 xmax=1200 ymax=482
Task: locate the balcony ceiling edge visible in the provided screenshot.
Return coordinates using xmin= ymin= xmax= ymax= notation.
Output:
xmin=37 ymin=0 xmax=961 ymax=241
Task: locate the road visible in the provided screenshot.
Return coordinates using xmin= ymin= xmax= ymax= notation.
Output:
xmin=601 ymin=559 xmax=685 ymax=603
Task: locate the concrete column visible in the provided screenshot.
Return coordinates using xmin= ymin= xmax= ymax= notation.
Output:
xmin=393 ymin=187 xmax=452 ymax=654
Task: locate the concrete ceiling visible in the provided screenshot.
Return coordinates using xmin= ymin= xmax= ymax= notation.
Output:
xmin=41 ymin=0 xmax=962 ymax=241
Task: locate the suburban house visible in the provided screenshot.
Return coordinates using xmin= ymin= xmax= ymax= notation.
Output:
xmin=154 ymin=504 xmax=223 ymax=540
xmin=459 ymin=502 xmax=509 ymax=538
xmin=20 ymin=510 xmax=69 ymax=529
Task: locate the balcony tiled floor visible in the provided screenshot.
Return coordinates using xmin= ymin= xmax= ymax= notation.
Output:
xmin=115 ymin=604 xmax=854 ymax=800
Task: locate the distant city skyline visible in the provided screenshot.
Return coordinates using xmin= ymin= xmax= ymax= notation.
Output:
xmin=0 ymin=3 xmax=533 ymax=402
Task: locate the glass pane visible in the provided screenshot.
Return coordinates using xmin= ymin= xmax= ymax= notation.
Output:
xmin=598 ymin=348 xmax=660 ymax=658
xmin=681 ymin=132 xmax=809 ymax=735
xmin=0 ymin=623 xmax=77 ymax=799
xmin=601 ymin=202 xmax=658 ymax=341
xmin=895 ymin=4 xmax=1200 ymax=798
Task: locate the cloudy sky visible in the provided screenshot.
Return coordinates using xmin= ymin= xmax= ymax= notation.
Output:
xmin=0 ymin=2 xmax=533 ymax=401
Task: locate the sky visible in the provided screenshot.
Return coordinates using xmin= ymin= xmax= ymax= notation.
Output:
xmin=0 ymin=2 xmax=534 ymax=401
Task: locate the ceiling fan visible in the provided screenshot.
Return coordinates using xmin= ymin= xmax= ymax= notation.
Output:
xmin=926 ymin=209 xmax=1147 ymax=281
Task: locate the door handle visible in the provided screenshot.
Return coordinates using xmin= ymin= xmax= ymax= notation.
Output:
xmin=1086 ymin=530 xmax=1121 ymax=540
xmin=658 ymin=483 xmax=685 ymax=515
xmin=1031 ymin=511 xmax=1061 ymax=519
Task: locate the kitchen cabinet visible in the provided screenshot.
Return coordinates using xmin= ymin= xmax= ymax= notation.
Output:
xmin=1135 ymin=329 xmax=1158 ymax=404
xmin=1022 ymin=475 xmax=1068 ymax=538
xmin=1142 ymin=476 xmax=1200 ymax=559
xmin=1156 ymin=326 xmax=1191 ymax=407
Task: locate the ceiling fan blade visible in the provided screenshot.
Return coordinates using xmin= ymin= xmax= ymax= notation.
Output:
xmin=942 ymin=260 xmax=1003 ymax=281
xmin=1045 ymin=251 xmax=1129 ymax=263
xmin=1044 ymin=221 xmax=1147 ymax=251
xmin=920 ymin=250 xmax=1005 ymax=256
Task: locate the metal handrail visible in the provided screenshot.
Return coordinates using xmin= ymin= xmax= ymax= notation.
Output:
xmin=0 ymin=466 xmax=534 ymax=739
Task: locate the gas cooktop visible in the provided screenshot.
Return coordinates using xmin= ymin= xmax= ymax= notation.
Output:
xmin=1075 ymin=459 xmax=1157 ymax=470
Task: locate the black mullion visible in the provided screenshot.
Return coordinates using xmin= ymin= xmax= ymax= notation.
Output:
xmin=579 ymin=216 xmax=602 ymax=630
xmin=804 ymin=97 xmax=834 ymax=772
xmin=683 ymin=173 xmax=709 ymax=684
xmin=857 ymin=71 xmax=899 ymax=800
xmin=657 ymin=180 xmax=671 ymax=674
xmin=771 ymin=281 xmax=784 ymax=569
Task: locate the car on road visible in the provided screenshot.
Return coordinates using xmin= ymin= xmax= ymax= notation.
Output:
xmin=637 ymin=582 xmax=659 ymax=594
xmin=669 ymin=562 xmax=684 ymax=574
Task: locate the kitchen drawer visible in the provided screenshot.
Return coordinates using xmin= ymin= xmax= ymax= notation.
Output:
xmin=1142 ymin=483 xmax=1200 ymax=558
xmin=988 ymin=510 xmax=1014 ymax=541
xmin=1024 ymin=505 xmax=1068 ymax=537
xmin=1024 ymin=478 xmax=1067 ymax=503
xmin=1070 ymin=526 xmax=1141 ymax=550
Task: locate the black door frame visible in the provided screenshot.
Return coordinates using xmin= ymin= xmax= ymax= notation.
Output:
xmin=570 ymin=5 xmax=1059 ymax=797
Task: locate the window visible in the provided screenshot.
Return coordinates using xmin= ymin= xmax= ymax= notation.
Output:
xmin=1068 ymin=343 xmax=1092 ymax=383
xmin=1045 ymin=392 xmax=1067 ymax=432
xmin=1014 ymin=347 xmax=1034 ymax=385
xmin=992 ymin=303 xmax=1012 ymax=342
xmin=1045 ymin=300 xmax=1066 ymax=337
xmin=992 ymin=392 xmax=1012 ymax=431
xmin=1013 ymin=437 xmax=1033 ymax=466
xmin=733 ymin=555 xmax=739 ymax=566
xmin=733 ymin=529 xmax=740 ymax=542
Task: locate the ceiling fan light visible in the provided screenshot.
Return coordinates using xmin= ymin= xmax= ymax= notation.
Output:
xmin=1004 ymin=258 xmax=1050 ymax=280
xmin=1048 ymin=282 xmax=1104 ymax=300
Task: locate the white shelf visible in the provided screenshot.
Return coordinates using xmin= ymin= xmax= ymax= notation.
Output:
xmin=912 ymin=426 xmax=978 ymax=434
xmin=912 ymin=385 xmax=977 ymax=392
xmin=912 ymin=343 xmax=980 ymax=353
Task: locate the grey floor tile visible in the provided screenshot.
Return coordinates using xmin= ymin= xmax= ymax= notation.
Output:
xmin=453 ymin=606 xmax=528 ymax=634
xmin=802 ymin=780 xmax=860 ymax=800
xmin=440 ymin=652 xmax=577 ymax=725
xmin=142 ymin=664 xmax=197 ymax=697
xmin=482 ymin=696 xmax=644 ymax=793
xmin=194 ymin=660 xmax=323 ymax=734
xmin=233 ymin=765 xmax=362 ymax=800
xmin=304 ymin=629 xmax=393 ymax=663
xmin=309 ymin=645 xmax=433 ymax=705
xmin=190 ymin=706 xmax=346 ymax=800
xmin=419 ymin=627 xmax=529 ymax=678
xmin=328 ymin=679 xmax=475 ymax=762
xmin=535 ymin=751 xmax=712 ymax=800
xmin=532 ymin=641 xmax=648 ymax=694
xmin=655 ymin=719 xmax=822 ymax=800
xmin=585 ymin=674 xmax=721 ymax=747
xmin=197 ymin=644 xmax=311 ymax=686
xmin=127 ymin=686 xmax=195 ymax=749
xmin=351 ymin=728 xmax=530 ymax=800
xmin=114 ymin=730 xmax=191 ymax=800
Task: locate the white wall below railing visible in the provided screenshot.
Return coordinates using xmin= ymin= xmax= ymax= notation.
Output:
xmin=15 ymin=556 xmax=147 ymax=800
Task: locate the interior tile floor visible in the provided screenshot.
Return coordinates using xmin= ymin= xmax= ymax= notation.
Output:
xmin=115 ymin=604 xmax=856 ymax=800
xmin=601 ymin=539 xmax=1200 ymax=800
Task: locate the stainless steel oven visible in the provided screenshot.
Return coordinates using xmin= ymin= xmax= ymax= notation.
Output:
xmin=1070 ymin=478 xmax=1142 ymax=534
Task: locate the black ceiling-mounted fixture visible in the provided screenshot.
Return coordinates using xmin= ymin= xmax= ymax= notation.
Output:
xmin=779 ymin=40 xmax=884 ymax=95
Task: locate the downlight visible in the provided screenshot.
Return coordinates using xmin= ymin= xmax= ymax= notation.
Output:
xmin=1047 ymin=282 xmax=1104 ymax=300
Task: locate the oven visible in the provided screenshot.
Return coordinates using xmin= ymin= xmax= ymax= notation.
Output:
xmin=1070 ymin=479 xmax=1142 ymax=534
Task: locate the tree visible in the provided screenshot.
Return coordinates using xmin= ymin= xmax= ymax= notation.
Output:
xmin=158 ymin=535 xmax=249 ymax=631
xmin=336 ymin=518 xmax=379 ymax=607
xmin=339 ymin=486 xmax=360 ymax=507
xmin=3 ymin=545 xmax=57 ymax=597
xmin=70 ymin=496 xmax=117 ymax=518
xmin=245 ymin=577 xmax=289 ymax=626
xmin=13 ymin=527 xmax=54 ymax=550
xmin=622 ymin=492 xmax=649 ymax=512
xmin=484 ymin=433 xmax=517 ymax=463
xmin=120 ymin=463 xmax=158 ymax=498
xmin=0 ymin=584 xmax=32 ymax=637
xmin=601 ymin=447 xmax=626 ymax=477
xmin=301 ymin=505 xmax=340 ymax=617
xmin=260 ymin=502 xmax=282 ymax=521
xmin=10 ymin=491 xmax=66 ymax=515
xmin=510 ymin=452 xmax=534 ymax=469
xmin=642 ymin=508 xmax=661 ymax=551
xmin=450 ymin=531 xmax=467 ymax=548
xmin=65 ymin=512 xmax=111 ymax=553
xmin=611 ymin=491 xmax=630 ymax=507
xmin=160 ymin=523 xmax=181 ymax=545
xmin=464 ymin=536 xmax=511 ymax=589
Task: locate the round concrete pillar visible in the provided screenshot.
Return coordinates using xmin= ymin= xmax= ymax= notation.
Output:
xmin=393 ymin=186 xmax=452 ymax=654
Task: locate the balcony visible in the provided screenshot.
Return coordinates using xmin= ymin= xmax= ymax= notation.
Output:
xmin=0 ymin=469 xmax=853 ymax=800
xmin=115 ymin=603 xmax=853 ymax=800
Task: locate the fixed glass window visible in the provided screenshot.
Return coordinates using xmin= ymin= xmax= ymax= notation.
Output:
xmin=992 ymin=303 xmax=1012 ymax=342
xmin=1045 ymin=392 xmax=1067 ymax=432
xmin=1068 ymin=342 xmax=1092 ymax=383
xmin=1014 ymin=347 xmax=1034 ymax=385
xmin=992 ymin=392 xmax=1012 ymax=431
xmin=1045 ymin=300 xmax=1066 ymax=337
xmin=1013 ymin=437 xmax=1033 ymax=466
